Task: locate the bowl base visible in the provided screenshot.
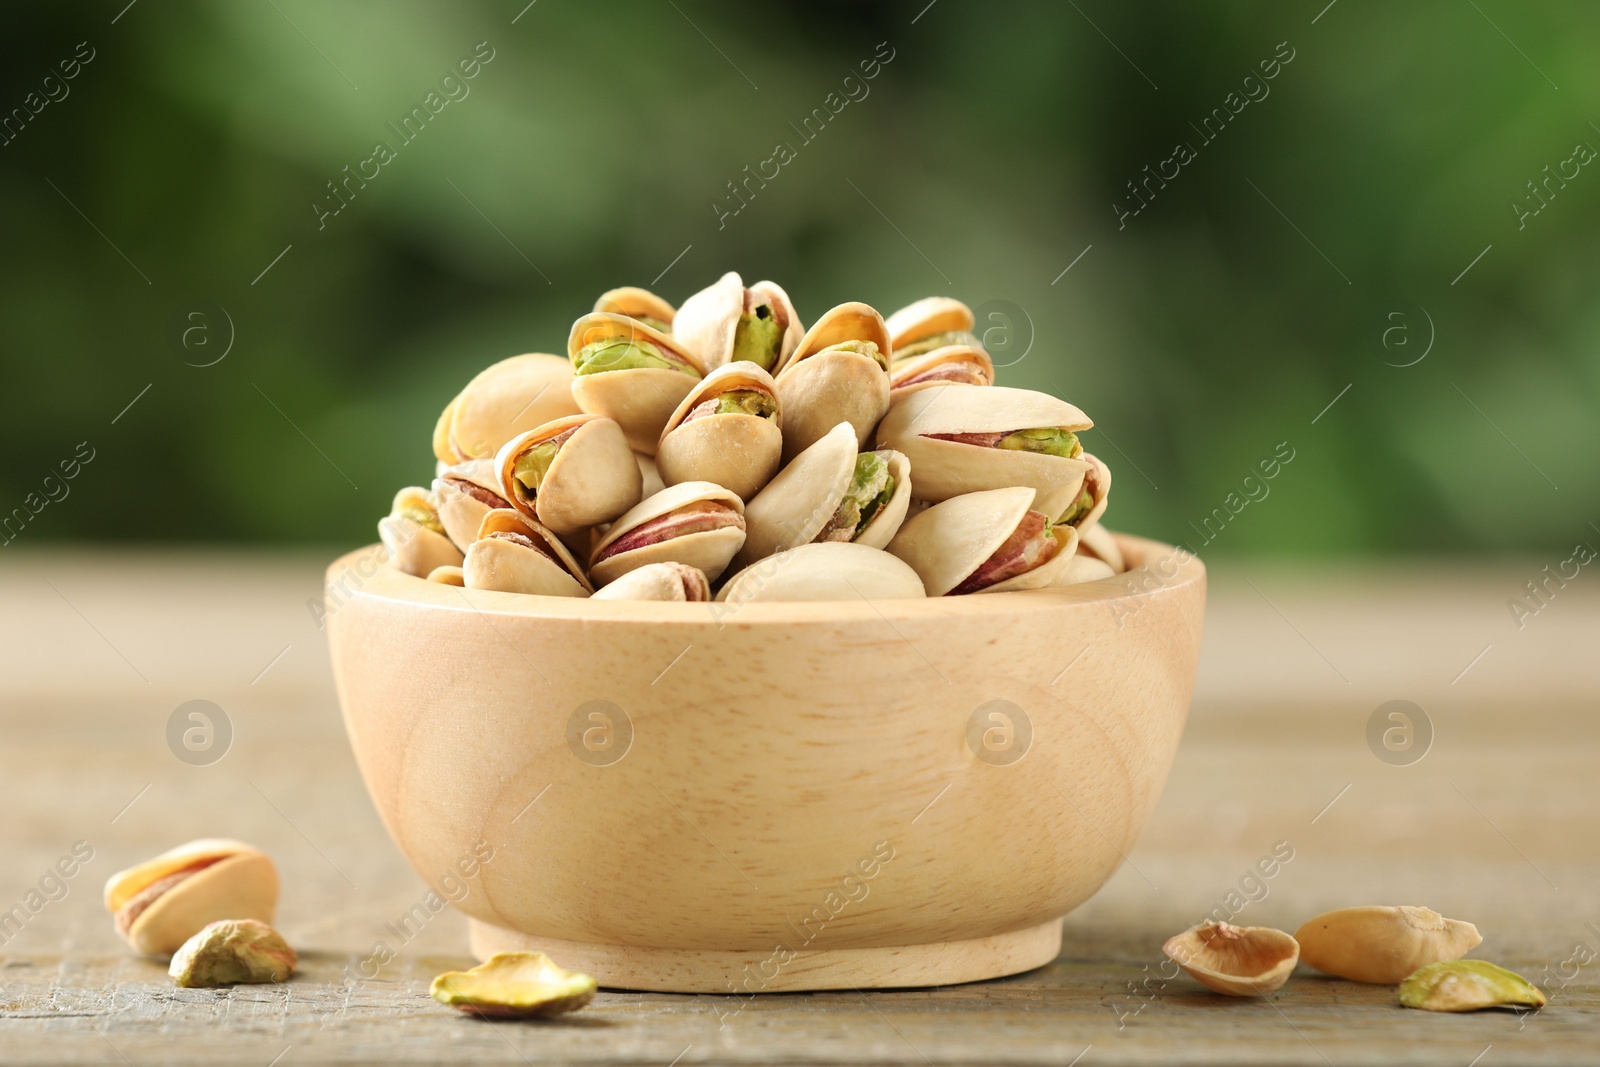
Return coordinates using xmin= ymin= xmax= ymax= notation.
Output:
xmin=468 ymin=918 xmax=1064 ymax=993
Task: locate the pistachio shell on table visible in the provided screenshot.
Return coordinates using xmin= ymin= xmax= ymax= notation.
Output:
xmin=593 ymin=285 xmax=676 ymax=333
xmin=426 ymin=564 xmax=466 ymax=586
xmin=567 ymin=312 xmax=704 ymax=454
xmin=437 ymin=353 xmax=581 ymax=462
xmin=1398 ymin=960 xmax=1547 ymax=1013
xmin=717 ymin=542 xmax=926 ymax=605
xmin=103 ymin=838 xmax=279 ymax=956
xmin=590 ymin=561 xmax=711 ymax=602
xmin=379 ymin=487 xmax=464 ymax=577
xmin=672 ymin=271 xmax=804 ymax=374
xmin=1162 ymin=921 xmax=1300 ymax=996
xmin=888 ymin=343 xmax=994 ymax=399
xmin=1295 ymin=906 xmax=1482 ymax=985
xmin=431 ymin=951 xmax=597 ymax=1019
xmin=433 ymin=458 xmax=513 ymax=552
xmin=589 ymin=481 xmax=747 ymax=587
xmin=887 ymin=486 xmax=1079 ymax=596
xmin=1077 ymin=522 xmax=1126 ymax=573
xmin=495 ymin=414 xmax=642 ymax=536
xmin=656 ymin=361 xmax=783 ymax=500
xmin=462 ymin=509 xmax=593 ymax=598
xmin=774 ymin=302 xmax=892 ymax=461
xmin=876 ymin=383 xmax=1092 ymax=520
xmin=169 ymin=918 xmax=296 ymax=987
xmin=884 ymin=296 xmax=982 ymax=359
xmin=736 ymin=422 xmax=911 ymax=568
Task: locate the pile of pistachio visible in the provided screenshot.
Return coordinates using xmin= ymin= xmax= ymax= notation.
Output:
xmin=379 ymin=272 xmax=1128 ymax=602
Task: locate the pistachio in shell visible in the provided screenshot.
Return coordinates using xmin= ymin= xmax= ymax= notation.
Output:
xmin=591 ymin=561 xmax=711 ymax=602
xmin=589 ymin=481 xmax=747 ymax=587
xmin=567 ymin=312 xmax=704 ymax=454
xmin=736 ymin=422 xmax=911 ymax=568
xmin=889 ymin=343 xmax=994 ymax=398
xmin=1077 ymin=521 xmax=1127 ymax=573
xmin=887 ymin=486 xmax=1079 ymax=596
xmin=103 ymin=839 xmax=279 ymax=956
xmin=439 ymin=353 xmax=581 ymax=462
xmin=593 ymin=285 xmax=675 ymax=333
xmin=1398 ymin=960 xmax=1547 ymax=1013
xmin=1295 ymin=906 xmax=1482 ymax=985
xmin=427 ymin=564 xmax=466 ymax=586
xmin=1162 ymin=921 xmax=1300 ymax=996
xmin=431 ymin=951 xmax=597 ymax=1019
xmin=718 ymin=542 xmax=926 ymax=605
xmin=1055 ymin=452 xmax=1111 ymax=530
xmin=774 ymin=302 xmax=892 ymax=461
xmin=1052 ymin=554 xmax=1115 ymax=586
xmin=495 ymin=414 xmax=642 ymax=536
xmin=169 ymin=918 xmax=296 ymax=987
xmin=433 ymin=458 xmax=513 ymax=552
xmin=379 ymin=487 xmax=464 ymax=577
xmin=462 ymin=509 xmax=593 ymax=598
xmin=884 ymin=296 xmax=982 ymax=359
xmin=656 ymin=361 xmax=783 ymax=501
xmin=672 ymin=271 xmax=803 ymax=374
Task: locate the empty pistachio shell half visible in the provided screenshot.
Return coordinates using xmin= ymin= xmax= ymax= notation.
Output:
xmin=590 ymin=481 xmax=747 ymax=587
xmin=463 ymin=509 xmax=593 ymax=597
xmin=889 ymin=343 xmax=994 ymax=398
xmin=103 ymin=839 xmax=279 ymax=956
xmin=431 ymin=951 xmax=597 ymax=1019
xmin=884 ymin=296 xmax=978 ymax=358
xmin=439 ymin=353 xmax=581 ymax=462
xmin=774 ymin=302 xmax=893 ymax=462
xmin=1162 ymin=921 xmax=1300 ymax=996
xmin=718 ymin=542 xmax=926 ymax=604
xmin=495 ymin=414 xmax=642 ymax=536
xmin=656 ymin=361 xmax=783 ymax=500
xmin=590 ymin=561 xmax=711 ymax=602
xmin=593 ymin=285 xmax=675 ymax=333
xmin=876 ymin=384 xmax=1093 ymax=520
xmin=1296 ymin=906 xmax=1482 ymax=984
xmin=672 ymin=271 xmax=804 ymax=374
xmin=1052 ymin=554 xmax=1115 ymax=586
xmin=568 ymin=312 xmax=704 ymax=454
xmin=379 ymin=487 xmax=464 ymax=578
xmin=426 ymin=565 xmax=466 ymax=586
xmin=737 ymin=422 xmax=911 ymax=568
xmin=1077 ymin=522 xmax=1126 ymax=573
xmin=1398 ymin=960 xmax=1546 ymax=1012
xmin=887 ymin=486 xmax=1079 ymax=596
xmin=169 ymin=919 xmax=296 ymax=987
xmin=434 ymin=459 xmax=513 ymax=552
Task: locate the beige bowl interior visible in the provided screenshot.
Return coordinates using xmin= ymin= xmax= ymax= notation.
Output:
xmin=326 ymin=535 xmax=1205 ymax=992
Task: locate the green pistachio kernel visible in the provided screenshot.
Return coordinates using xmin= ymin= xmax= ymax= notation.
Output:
xmin=398 ymin=502 xmax=444 ymax=535
xmin=847 ymin=451 xmax=895 ymax=532
xmin=894 ymin=330 xmax=980 ymax=359
xmin=1398 ymin=961 xmax=1547 ymax=1013
xmin=633 ymin=315 xmax=671 ymax=333
xmin=512 ymin=441 xmax=559 ymax=500
xmin=713 ymin=389 xmax=778 ymax=418
xmin=819 ymin=339 xmax=888 ymax=371
xmin=574 ymin=338 xmax=694 ymax=377
xmin=731 ymin=305 xmax=784 ymax=370
xmin=998 ymin=427 xmax=1082 ymax=459
xmin=1056 ymin=486 xmax=1095 ymax=527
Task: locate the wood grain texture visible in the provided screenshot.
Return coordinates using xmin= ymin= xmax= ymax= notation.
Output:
xmin=0 ymin=551 xmax=1595 ymax=1064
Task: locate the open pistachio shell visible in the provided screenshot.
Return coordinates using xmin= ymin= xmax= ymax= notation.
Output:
xmin=1163 ymin=921 xmax=1301 ymax=996
xmin=884 ymin=296 xmax=978 ymax=357
xmin=593 ymin=286 xmax=675 ymax=332
xmin=567 ymin=312 xmax=704 ymax=454
xmin=590 ymin=561 xmax=711 ymax=602
xmin=445 ymin=353 xmax=581 ymax=461
xmin=717 ymin=542 xmax=926 ymax=604
xmin=672 ymin=271 xmax=804 ymax=374
xmin=426 ymin=565 xmax=466 ymax=586
xmin=656 ymin=361 xmax=783 ymax=500
xmin=495 ymin=414 xmax=642 ymax=536
xmin=433 ymin=459 xmax=512 ymax=552
xmin=1296 ymin=906 xmax=1482 ymax=984
xmin=889 ymin=343 xmax=994 ymax=398
xmin=1077 ymin=522 xmax=1126 ymax=573
xmin=1052 ymin=554 xmax=1115 ymax=586
xmin=887 ymin=486 xmax=1079 ymax=596
xmin=103 ymin=839 xmax=279 ymax=956
xmin=775 ymin=302 xmax=892 ymax=461
xmin=463 ymin=509 xmax=593 ymax=597
xmin=590 ymin=481 xmax=747 ymax=587
xmin=636 ymin=451 xmax=665 ymax=498
xmin=379 ymin=487 xmax=464 ymax=577
xmin=1057 ymin=452 xmax=1111 ymax=529
xmin=876 ymin=384 xmax=1092 ymax=520
xmin=431 ymin=951 xmax=597 ymax=1019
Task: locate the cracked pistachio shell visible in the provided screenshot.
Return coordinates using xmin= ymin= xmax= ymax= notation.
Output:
xmin=656 ymin=361 xmax=783 ymax=500
xmin=593 ymin=285 xmax=675 ymax=330
xmin=590 ymin=561 xmax=711 ymax=602
xmin=1398 ymin=960 xmax=1547 ymax=1012
xmin=1163 ymin=921 xmax=1300 ymax=996
xmin=589 ymin=481 xmax=747 ymax=587
xmin=103 ymin=839 xmax=279 ymax=956
xmin=1077 ymin=522 xmax=1127 ymax=573
xmin=567 ymin=312 xmax=704 ymax=454
xmin=462 ymin=509 xmax=593 ymax=598
xmin=884 ymin=296 xmax=975 ymax=354
xmin=379 ymin=487 xmax=464 ymax=578
xmin=887 ymin=486 xmax=1079 ymax=597
xmin=495 ymin=414 xmax=643 ymax=536
xmin=1052 ymin=554 xmax=1115 ymax=586
xmin=717 ymin=542 xmax=925 ymax=604
xmin=736 ymin=423 xmax=911 ymax=568
xmin=169 ymin=918 xmax=297 ymax=987
xmin=775 ymin=302 xmax=892 ymax=461
xmin=1296 ymin=906 xmax=1482 ymax=984
xmin=433 ymin=459 xmax=511 ymax=552
xmin=672 ymin=271 xmax=804 ymax=374
xmin=444 ymin=353 xmax=581 ymax=461
xmin=431 ymin=952 xmax=597 ymax=1019
xmin=889 ymin=343 xmax=994 ymax=399
xmin=876 ymin=384 xmax=1093 ymax=519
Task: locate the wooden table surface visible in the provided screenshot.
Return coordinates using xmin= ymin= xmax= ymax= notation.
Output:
xmin=1 ymin=550 xmax=1595 ymax=1066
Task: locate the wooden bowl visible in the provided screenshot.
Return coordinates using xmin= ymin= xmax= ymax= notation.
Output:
xmin=326 ymin=535 xmax=1204 ymax=992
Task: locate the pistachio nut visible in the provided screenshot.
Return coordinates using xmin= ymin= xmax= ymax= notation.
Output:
xmin=431 ymin=951 xmax=597 ymax=1019
xmin=593 ymin=285 xmax=675 ymax=333
xmin=567 ymin=312 xmax=704 ymax=454
xmin=436 ymin=353 xmax=581 ymax=463
xmin=433 ymin=458 xmax=513 ymax=552
xmin=590 ymin=480 xmax=747 ymax=586
xmin=774 ymin=302 xmax=893 ymax=461
xmin=169 ymin=919 xmax=296 ymax=987
xmin=656 ymin=361 xmax=783 ymax=500
xmin=379 ymin=486 xmax=465 ymax=578
xmin=672 ymin=271 xmax=804 ymax=374
xmin=737 ymin=422 xmax=911 ymax=568
xmin=462 ymin=509 xmax=593 ymax=597
xmin=1398 ymin=960 xmax=1547 ymax=1013
xmin=884 ymin=296 xmax=982 ymax=359
xmin=103 ymin=839 xmax=278 ymax=956
xmin=888 ymin=343 xmax=994 ymax=399
xmin=718 ymin=542 xmax=926 ymax=604
xmin=887 ymin=486 xmax=1079 ymax=596
xmin=876 ymin=384 xmax=1093 ymax=520
xmin=495 ymin=414 xmax=642 ymax=536
xmin=1054 ymin=452 xmax=1110 ymax=530
xmin=591 ymin=561 xmax=712 ymax=602
xmin=1052 ymin=554 xmax=1115 ymax=586
xmin=1077 ymin=521 xmax=1127 ymax=573
xmin=1162 ymin=921 xmax=1300 ymax=996
xmin=427 ymin=564 xmax=466 ymax=586
xmin=1295 ymin=906 xmax=1482 ymax=984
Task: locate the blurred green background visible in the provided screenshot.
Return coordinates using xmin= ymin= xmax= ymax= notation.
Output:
xmin=3 ymin=0 xmax=1596 ymax=555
